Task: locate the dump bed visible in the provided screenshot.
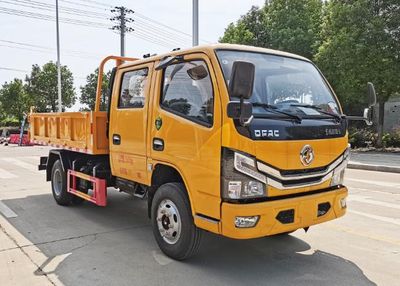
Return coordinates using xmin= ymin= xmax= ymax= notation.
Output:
xmin=29 ymin=111 xmax=109 ymax=154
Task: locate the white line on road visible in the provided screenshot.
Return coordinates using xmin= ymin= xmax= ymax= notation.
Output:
xmin=349 ymin=195 xmax=400 ymax=210
xmin=349 ymin=210 xmax=400 ymax=226
xmin=0 ymin=168 xmax=17 ymax=179
xmin=347 ymin=178 xmax=400 ymax=189
xmin=1 ymin=158 xmax=37 ymax=172
xmin=0 ymin=201 xmax=17 ymax=218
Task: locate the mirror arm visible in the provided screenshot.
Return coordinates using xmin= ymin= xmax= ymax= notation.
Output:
xmin=345 ymin=115 xmax=365 ymax=121
xmin=238 ymin=98 xmax=253 ymax=126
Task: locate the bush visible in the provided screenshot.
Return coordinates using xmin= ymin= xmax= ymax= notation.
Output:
xmin=382 ymin=130 xmax=400 ymax=148
xmin=348 ymin=128 xmax=377 ymax=148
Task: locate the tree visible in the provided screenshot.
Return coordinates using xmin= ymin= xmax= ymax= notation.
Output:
xmin=0 ymin=79 xmax=33 ymax=121
xmin=80 ymin=68 xmax=111 ymax=111
xmin=25 ymin=62 xmax=76 ymax=112
xmin=315 ymin=0 xmax=400 ymax=146
xmin=265 ymin=0 xmax=323 ymax=59
xmin=220 ymin=6 xmax=268 ymax=47
xmin=220 ymin=0 xmax=324 ymax=59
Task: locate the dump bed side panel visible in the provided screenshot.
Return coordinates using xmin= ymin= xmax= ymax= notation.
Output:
xmin=29 ymin=111 xmax=109 ymax=155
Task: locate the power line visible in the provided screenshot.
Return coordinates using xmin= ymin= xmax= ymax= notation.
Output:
xmin=0 ymin=7 xmax=109 ymax=28
xmin=0 ymin=43 xmax=101 ymax=60
xmin=0 ymin=2 xmax=197 ymax=49
xmin=0 ymin=0 xmax=109 ymax=20
xmin=59 ymin=0 xmax=108 ymax=11
xmin=71 ymin=0 xmax=110 ymax=8
xmin=0 ymin=39 xmax=103 ymax=57
xmin=0 ymin=67 xmax=29 ymax=73
xmin=60 ymin=0 xmax=211 ymax=43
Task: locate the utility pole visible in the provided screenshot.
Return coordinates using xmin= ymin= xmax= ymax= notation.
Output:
xmin=55 ymin=0 xmax=62 ymax=112
xmin=192 ymin=0 xmax=199 ymax=46
xmin=111 ymin=7 xmax=134 ymax=57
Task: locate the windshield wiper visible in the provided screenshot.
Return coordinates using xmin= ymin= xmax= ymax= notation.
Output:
xmin=289 ymin=104 xmax=342 ymax=122
xmin=252 ymin=102 xmax=302 ymax=123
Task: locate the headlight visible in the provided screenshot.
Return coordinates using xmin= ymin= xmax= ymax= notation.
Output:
xmin=222 ymin=149 xmax=267 ymax=200
xmin=330 ymin=146 xmax=350 ymax=187
xmin=331 ymin=167 xmax=345 ymax=186
xmin=234 ymin=152 xmax=266 ymax=183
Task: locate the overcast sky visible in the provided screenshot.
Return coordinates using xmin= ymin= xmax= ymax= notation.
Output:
xmin=0 ymin=0 xmax=265 ymax=110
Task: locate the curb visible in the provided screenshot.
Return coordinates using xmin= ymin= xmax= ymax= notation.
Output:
xmin=348 ymin=162 xmax=400 ymax=174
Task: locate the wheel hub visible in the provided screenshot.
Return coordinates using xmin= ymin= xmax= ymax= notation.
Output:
xmin=53 ymin=169 xmax=63 ymax=196
xmin=156 ymin=199 xmax=182 ymax=245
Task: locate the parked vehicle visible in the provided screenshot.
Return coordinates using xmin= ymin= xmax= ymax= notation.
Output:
xmin=30 ymin=44 xmax=376 ymax=260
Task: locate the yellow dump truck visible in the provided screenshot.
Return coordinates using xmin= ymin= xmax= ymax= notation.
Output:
xmin=30 ymin=45 xmax=376 ymax=260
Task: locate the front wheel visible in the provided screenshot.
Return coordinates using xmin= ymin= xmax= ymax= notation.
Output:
xmin=151 ymin=183 xmax=202 ymax=260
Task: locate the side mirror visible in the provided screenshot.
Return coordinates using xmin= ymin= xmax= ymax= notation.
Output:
xmin=187 ymin=65 xmax=208 ymax=80
xmin=367 ymin=82 xmax=377 ymax=107
xmin=229 ymin=61 xmax=255 ymax=99
xmin=363 ymin=107 xmax=373 ymax=126
xmin=227 ymin=101 xmax=253 ymax=126
xmin=346 ymin=82 xmax=377 ymax=126
xmin=364 ymin=82 xmax=377 ymax=125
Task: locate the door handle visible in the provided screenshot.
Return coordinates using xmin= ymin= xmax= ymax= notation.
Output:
xmin=113 ymin=134 xmax=121 ymax=145
xmin=153 ymin=138 xmax=164 ymax=151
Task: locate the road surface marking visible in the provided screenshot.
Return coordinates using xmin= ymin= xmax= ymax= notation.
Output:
xmin=0 ymin=168 xmax=17 ymax=179
xmin=326 ymin=224 xmax=400 ymax=246
xmin=349 ymin=210 xmax=400 ymax=226
xmin=349 ymin=195 xmax=400 ymax=210
xmin=1 ymin=158 xmax=37 ymax=172
xmin=0 ymin=201 xmax=17 ymax=218
xmin=347 ymin=178 xmax=400 ymax=188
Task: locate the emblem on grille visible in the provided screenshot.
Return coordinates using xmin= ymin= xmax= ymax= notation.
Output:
xmin=300 ymin=145 xmax=314 ymax=166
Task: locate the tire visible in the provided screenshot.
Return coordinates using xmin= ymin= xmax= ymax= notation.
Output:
xmin=51 ymin=160 xmax=73 ymax=206
xmin=151 ymin=183 xmax=202 ymax=260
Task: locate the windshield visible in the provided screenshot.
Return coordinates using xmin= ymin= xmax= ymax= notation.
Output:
xmin=216 ymin=50 xmax=341 ymax=118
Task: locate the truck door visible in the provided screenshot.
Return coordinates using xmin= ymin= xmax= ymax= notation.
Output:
xmin=109 ymin=62 xmax=154 ymax=184
xmin=149 ymin=54 xmax=222 ymax=219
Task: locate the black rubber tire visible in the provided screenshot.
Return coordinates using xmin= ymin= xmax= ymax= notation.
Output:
xmin=51 ymin=160 xmax=73 ymax=206
xmin=151 ymin=183 xmax=202 ymax=260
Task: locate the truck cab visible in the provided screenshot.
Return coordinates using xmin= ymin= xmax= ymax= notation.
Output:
xmin=31 ymin=44 xmax=376 ymax=260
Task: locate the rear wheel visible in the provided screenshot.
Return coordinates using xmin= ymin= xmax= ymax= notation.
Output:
xmin=151 ymin=183 xmax=202 ymax=260
xmin=51 ymin=160 xmax=73 ymax=206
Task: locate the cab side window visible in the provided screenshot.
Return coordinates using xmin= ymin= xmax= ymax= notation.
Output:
xmin=118 ymin=68 xmax=148 ymax=108
xmin=161 ymin=60 xmax=214 ymax=126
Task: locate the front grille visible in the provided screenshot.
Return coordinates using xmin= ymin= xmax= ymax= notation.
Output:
xmin=280 ymin=175 xmax=325 ymax=187
xmin=280 ymin=165 xmax=328 ymax=176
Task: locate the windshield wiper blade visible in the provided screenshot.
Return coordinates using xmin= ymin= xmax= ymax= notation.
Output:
xmin=252 ymin=102 xmax=302 ymax=123
xmin=290 ymin=104 xmax=342 ymax=122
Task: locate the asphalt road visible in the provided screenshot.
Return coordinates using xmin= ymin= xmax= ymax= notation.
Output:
xmin=0 ymin=145 xmax=399 ymax=286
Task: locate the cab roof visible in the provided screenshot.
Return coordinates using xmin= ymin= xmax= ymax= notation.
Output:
xmin=119 ymin=43 xmax=310 ymax=69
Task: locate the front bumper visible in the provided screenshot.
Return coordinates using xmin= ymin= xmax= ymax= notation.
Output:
xmin=221 ymin=187 xmax=348 ymax=239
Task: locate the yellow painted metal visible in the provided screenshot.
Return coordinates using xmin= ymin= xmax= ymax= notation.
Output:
xmin=29 ymin=55 xmax=138 ymax=155
xmin=147 ymin=52 xmax=223 ymax=219
xmin=30 ymin=45 xmax=350 ymax=239
xmin=220 ymin=187 xmax=348 ymax=239
xmin=29 ymin=111 xmax=108 ymax=154
xmin=109 ymin=62 xmax=155 ymax=185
